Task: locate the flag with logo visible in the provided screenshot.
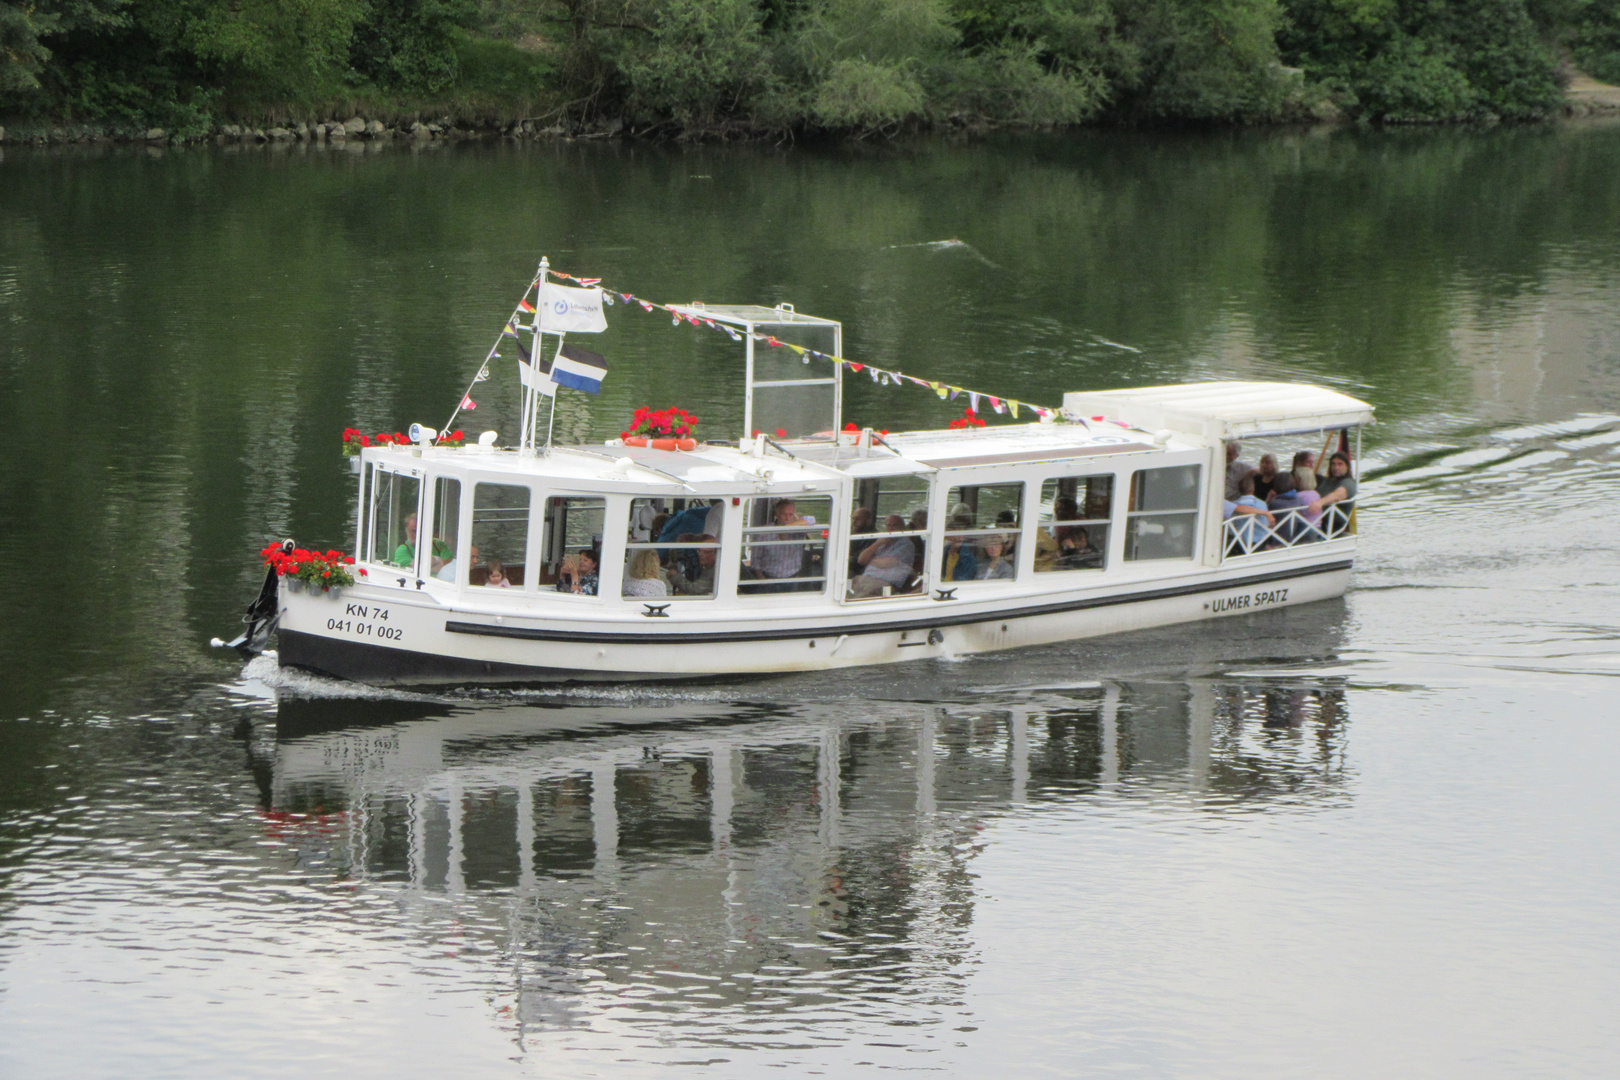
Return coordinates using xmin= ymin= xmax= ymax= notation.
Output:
xmin=552 ymin=343 xmax=609 ymax=394
xmin=537 ymin=283 xmax=608 ymax=333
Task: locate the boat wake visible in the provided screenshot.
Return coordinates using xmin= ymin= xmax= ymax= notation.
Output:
xmin=881 ymin=238 xmax=1004 ymax=269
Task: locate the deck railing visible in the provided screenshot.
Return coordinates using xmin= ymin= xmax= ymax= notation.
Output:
xmin=1222 ymin=501 xmax=1354 ymax=557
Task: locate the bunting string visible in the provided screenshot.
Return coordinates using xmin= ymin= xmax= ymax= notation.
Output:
xmin=441 ymin=273 xmax=545 ymax=439
xmin=539 ymin=269 xmax=1067 ymax=424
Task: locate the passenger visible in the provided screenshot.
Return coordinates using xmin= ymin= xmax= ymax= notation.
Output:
xmin=1033 ymin=494 xmax=1073 ymax=572
xmin=555 ymin=548 xmax=599 ymax=595
xmin=849 ymin=514 xmax=915 ymax=598
xmin=393 ymin=512 xmax=453 ymax=570
xmin=483 ymin=560 xmax=511 ymax=588
xmin=749 ymin=498 xmax=817 ymax=591
xmin=1063 ymin=526 xmax=1102 ymax=569
xmin=622 ymin=547 xmax=668 ymax=597
xmin=1225 ymin=441 xmax=1256 ymax=500
xmin=942 ymin=530 xmax=979 ymax=581
xmin=977 ymin=534 xmax=1015 ymax=579
xmin=848 ymin=506 xmax=876 ymax=578
xmin=669 ymin=533 xmax=718 ymax=596
xmin=908 ymin=508 xmax=928 ymax=567
xmin=1266 ymin=473 xmax=1304 ymax=544
xmin=1252 ymin=454 xmax=1281 ymax=500
xmin=1224 ymin=476 xmax=1275 ymax=554
xmin=1293 ymin=469 xmax=1323 ymax=539
xmin=1291 ymin=450 xmax=1318 ymax=495
xmin=1311 ymin=453 xmax=1357 ymax=536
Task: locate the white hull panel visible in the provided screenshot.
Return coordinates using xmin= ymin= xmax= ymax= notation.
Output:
xmin=276 ymin=552 xmax=1351 ymax=685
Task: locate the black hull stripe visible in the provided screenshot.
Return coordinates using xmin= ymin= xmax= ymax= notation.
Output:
xmin=445 ymin=560 xmax=1352 ymax=645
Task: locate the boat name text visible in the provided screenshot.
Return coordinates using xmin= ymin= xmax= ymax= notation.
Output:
xmin=1210 ymin=587 xmax=1289 ymax=614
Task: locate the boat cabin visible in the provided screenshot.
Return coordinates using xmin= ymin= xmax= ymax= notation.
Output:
xmin=353 ymin=380 xmax=1372 ymax=613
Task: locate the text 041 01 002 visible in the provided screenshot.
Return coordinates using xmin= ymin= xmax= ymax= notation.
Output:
xmin=327 ymin=617 xmax=403 ymax=641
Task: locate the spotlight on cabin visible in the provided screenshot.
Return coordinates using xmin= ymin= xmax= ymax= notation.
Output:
xmin=408 ymin=423 xmax=436 ymax=445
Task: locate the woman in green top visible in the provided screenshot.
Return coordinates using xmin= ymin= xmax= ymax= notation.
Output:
xmin=394 ymin=513 xmax=453 ymax=569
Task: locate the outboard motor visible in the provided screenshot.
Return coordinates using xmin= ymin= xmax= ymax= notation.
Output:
xmin=223 ymin=539 xmax=291 ymax=658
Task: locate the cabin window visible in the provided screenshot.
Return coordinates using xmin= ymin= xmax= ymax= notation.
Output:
xmin=542 ymin=496 xmax=605 ymax=595
xmin=941 ymin=483 xmax=1022 ymax=583
xmin=739 ymin=494 xmax=835 ymax=595
xmin=847 ymin=476 xmax=930 ymax=599
xmin=429 ymin=477 xmax=463 ymax=584
xmin=1125 ymin=465 xmax=1201 ymax=561
xmin=472 ymin=483 xmax=532 ymax=590
xmin=370 ymin=471 xmax=422 ymax=571
xmin=1035 ymin=476 xmax=1112 ymax=572
xmin=622 ymin=497 xmax=723 ymax=600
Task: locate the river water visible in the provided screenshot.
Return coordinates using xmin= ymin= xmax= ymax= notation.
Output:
xmin=1 ymin=123 xmax=1618 ymax=1077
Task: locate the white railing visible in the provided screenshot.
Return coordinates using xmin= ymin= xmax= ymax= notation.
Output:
xmin=1223 ymin=502 xmax=1354 ymax=557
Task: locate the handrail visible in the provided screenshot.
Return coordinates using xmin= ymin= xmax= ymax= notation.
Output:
xmin=1223 ymin=500 xmax=1354 ymax=556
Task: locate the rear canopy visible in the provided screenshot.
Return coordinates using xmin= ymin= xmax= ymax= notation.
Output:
xmin=1062 ymin=381 xmax=1374 ymax=441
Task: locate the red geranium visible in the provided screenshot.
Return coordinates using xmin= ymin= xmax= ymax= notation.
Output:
xmin=626 ymin=406 xmax=699 ymax=440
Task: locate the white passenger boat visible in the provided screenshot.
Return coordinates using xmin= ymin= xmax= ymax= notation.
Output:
xmin=238 ymin=265 xmax=1373 ymax=686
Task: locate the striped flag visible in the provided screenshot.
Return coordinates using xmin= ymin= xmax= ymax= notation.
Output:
xmin=461 ymin=394 xmax=478 ymax=411
xmin=518 ymin=352 xmax=555 ymax=397
xmin=552 ymin=343 xmax=609 ymax=394
xmin=518 ymin=298 xmax=535 ymax=314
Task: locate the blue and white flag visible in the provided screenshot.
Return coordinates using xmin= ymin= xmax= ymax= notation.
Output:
xmin=537 ymin=283 xmax=608 ymax=334
xmin=553 ymin=343 xmax=608 ymax=394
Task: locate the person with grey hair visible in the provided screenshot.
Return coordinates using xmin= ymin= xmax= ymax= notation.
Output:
xmin=1225 ymin=441 xmax=1256 ymax=500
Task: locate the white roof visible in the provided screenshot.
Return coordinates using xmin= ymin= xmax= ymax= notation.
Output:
xmin=1062 ymin=382 xmax=1374 ymax=440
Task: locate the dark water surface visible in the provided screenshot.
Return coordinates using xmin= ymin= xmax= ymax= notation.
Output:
xmin=1 ymin=124 xmax=1618 ymax=1077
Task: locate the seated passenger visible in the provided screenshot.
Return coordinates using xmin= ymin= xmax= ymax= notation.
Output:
xmin=942 ymin=528 xmax=978 ymax=582
xmin=849 ymin=514 xmax=915 ymax=598
xmin=1225 ymin=441 xmax=1257 ymax=500
xmin=977 ymin=534 xmax=1015 ymax=580
xmin=908 ymin=508 xmax=928 ymax=567
xmin=393 ymin=512 xmax=453 ymax=570
xmin=1252 ymin=454 xmax=1280 ymax=500
xmin=484 ymin=560 xmax=511 ymax=588
xmin=1224 ymin=477 xmax=1275 ymax=554
xmin=669 ymin=533 xmax=718 ymax=596
xmin=749 ymin=498 xmax=817 ymax=592
xmin=1266 ymin=474 xmax=1304 ymax=544
xmin=847 ymin=506 xmax=876 ymax=578
xmin=1061 ymin=526 xmax=1102 ymax=569
xmin=1311 ymin=453 xmax=1357 ymax=536
xmin=623 ymin=548 xmax=668 ymax=597
xmin=1291 ymin=450 xmax=1318 ymax=495
xmin=555 ymin=549 xmax=599 ymax=595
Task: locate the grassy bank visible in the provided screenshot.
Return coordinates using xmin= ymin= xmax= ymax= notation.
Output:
xmin=5 ymin=1 xmax=1620 ymax=141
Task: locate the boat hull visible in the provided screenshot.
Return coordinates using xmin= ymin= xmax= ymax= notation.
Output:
xmin=273 ymin=554 xmax=1352 ymax=686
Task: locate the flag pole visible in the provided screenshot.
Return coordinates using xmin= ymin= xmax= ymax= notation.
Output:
xmin=523 ymin=257 xmax=549 ymax=455
xmin=544 ymin=332 xmax=565 ymax=453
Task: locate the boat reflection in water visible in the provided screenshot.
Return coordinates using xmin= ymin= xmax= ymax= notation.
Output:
xmin=246 ymin=665 xmax=1350 ymax=1045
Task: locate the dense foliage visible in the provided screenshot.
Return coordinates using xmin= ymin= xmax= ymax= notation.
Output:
xmin=2 ymin=0 xmax=1617 ymax=132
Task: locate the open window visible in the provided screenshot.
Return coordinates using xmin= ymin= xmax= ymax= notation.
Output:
xmin=623 ymin=497 xmax=722 ymax=600
xmin=847 ymin=475 xmax=930 ymax=599
xmin=429 ymin=477 xmax=463 ymax=584
xmin=369 ymin=469 xmax=422 ymax=571
xmin=940 ymin=482 xmax=1022 ymax=583
xmin=1125 ymin=465 xmax=1200 ymax=561
xmin=1035 ymin=475 xmax=1112 ymax=572
xmin=471 ymin=483 xmax=531 ymax=589
xmin=542 ymin=495 xmax=605 ymax=596
xmin=739 ymin=494 xmax=834 ymax=595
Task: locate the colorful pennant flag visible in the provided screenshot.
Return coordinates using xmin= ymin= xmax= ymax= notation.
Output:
xmin=518 ymin=298 xmax=535 ymax=314
xmin=461 ymin=394 xmax=478 ymax=410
